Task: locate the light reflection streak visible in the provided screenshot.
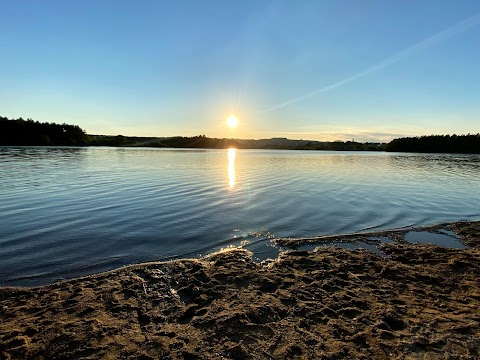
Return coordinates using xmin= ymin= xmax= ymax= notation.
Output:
xmin=228 ymin=148 xmax=236 ymax=189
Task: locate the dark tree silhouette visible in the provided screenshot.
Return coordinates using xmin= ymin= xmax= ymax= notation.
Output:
xmin=0 ymin=116 xmax=90 ymax=146
xmin=385 ymin=134 xmax=480 ymax=154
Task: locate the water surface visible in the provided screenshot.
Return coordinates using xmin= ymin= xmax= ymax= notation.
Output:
xmin=0 ymin=147 xmax=479 ymax=285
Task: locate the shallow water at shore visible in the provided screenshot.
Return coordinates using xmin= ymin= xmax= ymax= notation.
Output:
xmin=2 ymin=221 xmax=479 ymax=359
xmin=1 ymin=147 xmax=479 ymax=285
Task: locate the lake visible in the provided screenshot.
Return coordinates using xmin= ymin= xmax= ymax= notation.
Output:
xmin=1 ymin=147 xmax=479 ymax=286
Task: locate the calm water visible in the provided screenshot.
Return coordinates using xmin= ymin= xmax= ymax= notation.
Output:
xmin=1 ymin=147 xmax=479 ymax=286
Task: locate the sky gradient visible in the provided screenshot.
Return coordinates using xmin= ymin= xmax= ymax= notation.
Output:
xmin=1 ymin=1 xmax=479 ymax=142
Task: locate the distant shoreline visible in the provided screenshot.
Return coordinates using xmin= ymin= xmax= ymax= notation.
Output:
xmin=2 ymin=116 xmax=480 ymax=153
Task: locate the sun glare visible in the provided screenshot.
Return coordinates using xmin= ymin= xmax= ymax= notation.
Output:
xmin=227 ymin=115 xmax=238 ymax=128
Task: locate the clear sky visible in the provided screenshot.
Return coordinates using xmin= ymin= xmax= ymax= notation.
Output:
xmin=1 ymin=1 xmax=479 ymax=142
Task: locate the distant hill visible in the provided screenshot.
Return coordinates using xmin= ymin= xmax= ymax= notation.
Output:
xmin=88 ymin=134 xmax=241 ymax=148
xmin=88 ymin=134 xmax=385 ymax=151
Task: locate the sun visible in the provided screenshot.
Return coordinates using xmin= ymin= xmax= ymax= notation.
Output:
xmin=227 ymin=115 xmax=238 ymax=128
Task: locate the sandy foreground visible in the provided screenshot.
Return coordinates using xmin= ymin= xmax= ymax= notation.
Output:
xmin=1 ymin=222 xmax=479 ymax=359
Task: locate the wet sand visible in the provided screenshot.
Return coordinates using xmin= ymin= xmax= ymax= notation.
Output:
xmin=1 ymin=221 xmax=479 ymax=359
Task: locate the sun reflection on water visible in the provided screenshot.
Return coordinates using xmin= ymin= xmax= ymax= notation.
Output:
xmin=228 ymin=148 xmax=236 ymax=189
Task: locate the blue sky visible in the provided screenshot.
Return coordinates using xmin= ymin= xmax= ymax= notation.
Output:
xmin=1 ymin=0 xmax=479 ymax=142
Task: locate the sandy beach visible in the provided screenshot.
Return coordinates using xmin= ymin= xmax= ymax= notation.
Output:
xmin=1 ymin=221 xmax=479 ymax=359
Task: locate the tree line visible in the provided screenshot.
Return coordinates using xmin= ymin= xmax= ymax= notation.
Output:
xmin=0 ymin=116 xmax=89 ymax=146
xmin=385 ymin=134 xmax=480 ymax=154
xmin=1 ymin=116 xmax=479 ymax=153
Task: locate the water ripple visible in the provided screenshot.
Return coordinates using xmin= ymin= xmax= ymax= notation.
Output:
xmin=1 ymin=147 xmax=479 ymax=285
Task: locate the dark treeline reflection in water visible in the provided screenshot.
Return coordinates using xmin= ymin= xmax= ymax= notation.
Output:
xmin=0 ymin=147 xmax=479 ymax=286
